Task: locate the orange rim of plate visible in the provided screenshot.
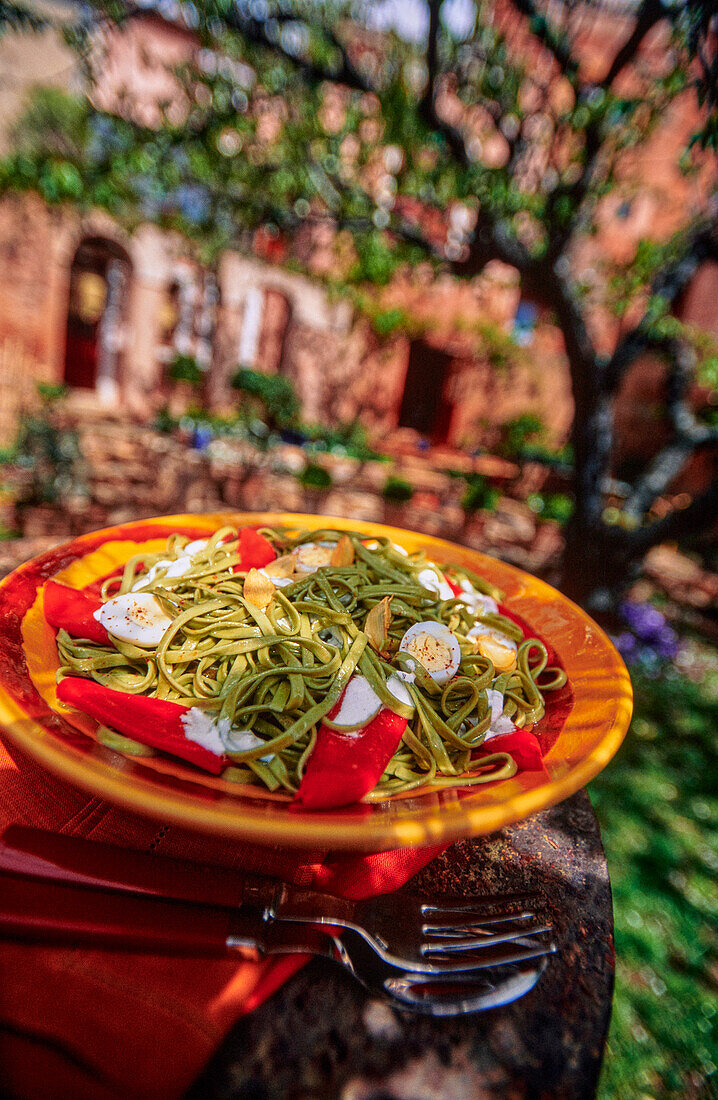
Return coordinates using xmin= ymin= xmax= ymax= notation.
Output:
xmin=0 ymin=512 xmax=633 ymax=851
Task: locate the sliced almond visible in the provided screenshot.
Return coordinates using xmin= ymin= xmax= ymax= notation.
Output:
xmin=475 ymin=635 xmax=517 ymax=671
xmin=263 ymin=552 xmax=297 ymax=579
xmin=243 ymin=568 xmax=276 ymax=610
xmin=365 ymin=595 xmax=393 ymax=657
xmin=330 ymin=534 xmax=355 ymax=567
xmin=295 ymin=544 xmax=335 ymax=572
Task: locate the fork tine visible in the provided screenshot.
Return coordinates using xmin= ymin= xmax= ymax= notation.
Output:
xmin=422 ymin=909 xmax=536 ymax=932
xmin=422 ymin=923 xmax=553 ymax=953
xmin=420 ymin=890 xmax=543 ymax=916
xmin=418 ymin=939 xmax=557 ymax=970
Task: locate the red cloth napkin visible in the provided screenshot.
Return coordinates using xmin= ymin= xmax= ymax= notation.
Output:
xmin=0 ymin=736 xmax=444 ymax=1100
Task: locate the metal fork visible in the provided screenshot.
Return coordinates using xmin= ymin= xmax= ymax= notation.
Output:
xmin=255 ymin=881 xmax=556 ymax=974
xmin=0 ymin=871 xmax=548 ymax=1016
xmin=229 ymin=910 xmax=550 ymax=1014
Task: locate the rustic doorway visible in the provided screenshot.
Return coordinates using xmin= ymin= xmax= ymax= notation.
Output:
xmin=63 ymin=237 xmax=131 ymax=399
xmin=397 ymin=341 xmax=453 ymax=443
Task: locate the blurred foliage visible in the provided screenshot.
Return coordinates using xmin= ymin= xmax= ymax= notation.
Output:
xmin=9 ymin=86 xmax=90 ymax=164
xmin=297 ymin=462 xmax=332 ymax=490
xmin=600 ymin=231 xmax=718 ymax=392
xmin=590 ymin=658 xmax=718 ymax=1099
xmin=154 ymin=404 xmax=177 ymax=434
xmin=231 ymin=367 xmax=300 ymax=430
xmin=13 ymin=402 xmax=85 ymax=506
xmin=353 ymin=300 xmax=426 ymax=340
xmin=518 ymin=441 xmax=574 ymax=468
xmin=168 ymin=353 xmax=204 ymax=386
xmin=299 ymin=418 xmax=384 ymax=463
xmin=0 ymin=0 xmax=713 ymax=413
xmin=496 ymin=413 xmax=546 ymax=458
xmin=469 ymin=319 xmax=527 ymax=371
xmin=381 ymin=474 xmax=414 ymax=503
xmin=366 ymin=306 xmax=411 ymax=338
xmin=36 ymin=383 xmax=68 ymax=402
xmin=697 ymin=401 xmax=718 ymax=428
xmin=0 ymin=0 xmax=715 ymax=603
xmin=527 ymin=490 xmax=574 ymax=525
xmin=2 ymin=0 xmax=712 ymax=277
xmin=150 ymin=400 xmax=386 ymax=462
xmin=607 ymin=236 xmax=690 ymax=321
xmin=0 ymin=0 xmax=46 ymax=36
xmin=678 ymin=0 xmax=718 ymax=151
xmin=461 ymin=473 xmax=499 ymax=514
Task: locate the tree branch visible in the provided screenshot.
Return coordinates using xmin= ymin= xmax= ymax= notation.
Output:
xmin=604 ymin=222 xmax=718 ymax=394
xmin=508 ymin=0 xmax=579 ymax=80
xmin=413 ymin=0 xmax=479 ymax=166
xmin=419 ymin=0 xmax=442 ymax=118
xmin=0 ymin=0 xmax=47 ymax=35
xmin=220 ymin=9 xmax=372 ymax=94
xmin=525 ymin=259 xmax=613 ymax=535
xmin=546 ymin=0 xmax=672 ymax=252
xmin=663 ymin=339 xmax=711 ymax=444
xmin=304 ymin=166 xmax=446 ymax=262
xmin=600 ymin=0 xmax=665 ymax=89
xmin=549 ymin=266 xmax=599 ymax=372
xmin=624 ymin=338 xmax=718 ymax=516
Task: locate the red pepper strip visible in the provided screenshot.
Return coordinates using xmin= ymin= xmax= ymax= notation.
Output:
xmin=55 ymin=678 xmax=227 ymax=775
xmin=294 ymin=706 xmax=408 ymax=811
xmin=232 ymin=527 xmax=278 ymax=573
xmin=477 ymin=729 xmax=543 ymax=772
xmin=447 ymin=578 xmax=463 ymax=598
xmin=43 ymin=580 xmax=110 ymax=645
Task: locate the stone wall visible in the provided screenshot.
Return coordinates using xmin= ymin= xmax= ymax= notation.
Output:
xmin=2 ymin=410 xmax=565 ymax=579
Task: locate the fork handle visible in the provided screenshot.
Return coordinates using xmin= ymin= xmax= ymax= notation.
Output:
xmin=0 ymin=825 xmax=250 ymax=910
xmin=0 ymin=872 xmax=254 ymax=956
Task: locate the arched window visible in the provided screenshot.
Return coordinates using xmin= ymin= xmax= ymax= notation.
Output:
xmin=64 ymin=237 xmax=131 ymax=400
xmin=237 ymin=286 xmax=292 ymax=374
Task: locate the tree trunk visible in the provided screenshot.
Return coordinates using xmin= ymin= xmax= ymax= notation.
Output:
xmin=558 ymin=521 xmax=636 ymax=610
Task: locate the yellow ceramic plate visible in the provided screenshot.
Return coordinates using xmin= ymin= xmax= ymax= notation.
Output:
xmin=0 ymin=512 xmax=632 ymax=851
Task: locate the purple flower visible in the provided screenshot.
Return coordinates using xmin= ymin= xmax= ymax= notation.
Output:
xmin=654 ymin=625 xmax=679 ymax=660
xmin=619 ymin=601 xmax=667 ymax=642
xmin=614 ymin=601 xmax=681 ymax=669
xmin=614 ymin=632 xmax=639 ymax=662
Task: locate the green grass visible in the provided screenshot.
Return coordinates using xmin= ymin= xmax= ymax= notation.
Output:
xmin=589 ymin=646 xmax=718 ymax=1099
